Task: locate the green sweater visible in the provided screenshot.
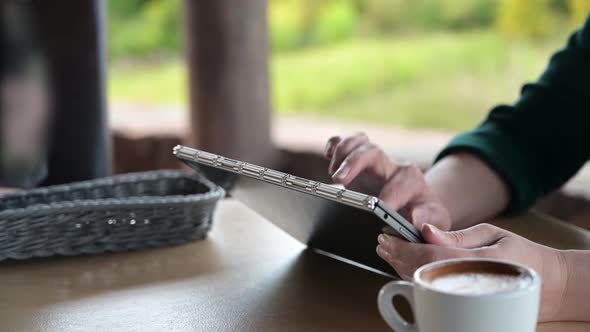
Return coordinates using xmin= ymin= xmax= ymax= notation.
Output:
xmin=436 ymin=15 xmax=590 ymax=215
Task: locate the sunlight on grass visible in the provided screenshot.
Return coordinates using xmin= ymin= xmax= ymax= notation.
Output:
xmin=109 ymin=61 xmax=188 ymax=105
xmin=108 ymin=30 xmax=561 ymax=131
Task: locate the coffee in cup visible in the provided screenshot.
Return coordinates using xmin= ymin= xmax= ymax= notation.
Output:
xmin=378 ymin=258 xmax=540 ymax=332
xmin=428 ymin=271 xmax=531 ymax=295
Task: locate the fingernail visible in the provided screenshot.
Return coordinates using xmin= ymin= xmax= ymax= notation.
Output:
xmin=328 ymin=160 xmax=335 ymax=175
xmin=422 ymin=224 xmax=438 ymax=234
xmin=324 ymin=143 xmax=333 ymax=157
xmin=378 ymin=233 xmax=388 ymax=244
xmin=332 ymin=162 xmax=350 ymax=179
xmin=376 ymin=245 xmax=389 ymax=257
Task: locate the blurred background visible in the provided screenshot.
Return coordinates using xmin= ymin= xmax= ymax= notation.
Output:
xmin=109 ymin=0 xmax=588 ymax=130
xmin=2 ymin=0 xmax=590 ymax=227
xmin=108 ymin=0 xmax=590 ymax=170
xmin=108 ymin=0 xmax=587 ymax=125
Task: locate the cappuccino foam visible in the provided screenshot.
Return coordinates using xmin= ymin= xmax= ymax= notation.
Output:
xmin=429 ymin=272 xmax=530 ymax=295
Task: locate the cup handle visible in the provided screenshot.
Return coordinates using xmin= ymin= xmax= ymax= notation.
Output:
xmin=378 ymin=281 xmax=417 ymax=332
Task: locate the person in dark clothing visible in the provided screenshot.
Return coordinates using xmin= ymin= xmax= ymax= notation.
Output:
xmin=325 ymin=15 xmax=590 ymax=322
xmin=0 ymin=0 xmax=110 ymax=191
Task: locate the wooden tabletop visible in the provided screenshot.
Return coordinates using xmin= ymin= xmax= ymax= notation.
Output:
xmin=1 ymin=199 xmax=589 ymax=331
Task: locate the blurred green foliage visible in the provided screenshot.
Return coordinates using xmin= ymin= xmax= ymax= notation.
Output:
xmin=497 ymin=0 xmax=556 ymax=40
xmin=354 ymin=0 xmax=498 ymax=33
xmin=110 ymin=31 xmax=560 ymax=131
xmin=108 ymin=0 xmax=181 ymax=58
xmin=269 ymin=0 xmax=361 ymax=51
xmin=569 ymin=0 xmax=590 ymax=27
xmin=108 ymin=0 xmax=587 ymax=57
xmin=108 ymin=0 xmax=589 ymax=130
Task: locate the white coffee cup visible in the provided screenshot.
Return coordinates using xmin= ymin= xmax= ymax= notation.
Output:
xmin=377 ymin=258 xmax=541 ymax=332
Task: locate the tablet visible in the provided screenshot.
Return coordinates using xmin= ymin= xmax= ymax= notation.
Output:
xmin=173 ymin=145 xmax=422 ymax=275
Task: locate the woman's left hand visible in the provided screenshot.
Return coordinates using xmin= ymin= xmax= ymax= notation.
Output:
xmin=376 ymin=223 xmax=567 ymax=321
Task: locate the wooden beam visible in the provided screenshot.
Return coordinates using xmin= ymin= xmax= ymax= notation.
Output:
xmin=183 ymin=0 xmax=273 ymax=165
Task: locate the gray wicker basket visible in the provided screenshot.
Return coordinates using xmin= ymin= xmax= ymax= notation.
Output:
xmin=0 ymin=170 xmax=225 ymax=260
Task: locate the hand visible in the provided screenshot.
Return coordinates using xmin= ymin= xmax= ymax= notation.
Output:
xmin=376 ymin=223 xmax=567 ymax=321
xmin=324 ymin=133 xmax=452 ymax=231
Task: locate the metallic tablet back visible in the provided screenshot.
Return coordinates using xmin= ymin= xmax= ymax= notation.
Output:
xmin=231 ymin=173 xmax=395 ymax=275
xmin=174 ymin=145 xmax=406 ymax=275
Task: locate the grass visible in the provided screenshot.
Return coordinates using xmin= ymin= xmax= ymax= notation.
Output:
xmin=109 ymin=30 xmax=563 ymax=131
xmin=109 ymin=59 xmax=188 ymax=106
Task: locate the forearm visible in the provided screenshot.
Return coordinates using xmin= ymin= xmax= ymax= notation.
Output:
xmin=552 ymin=249 xmax=590 ymax=321
xmin=425 ymin=153 xmax=509 ymax=230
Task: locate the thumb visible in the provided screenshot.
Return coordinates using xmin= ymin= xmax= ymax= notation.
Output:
xmin=422 ymin=223 xmax=502 ymax=249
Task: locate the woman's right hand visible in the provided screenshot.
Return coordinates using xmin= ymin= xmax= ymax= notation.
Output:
xmin=324 ymin=133 xmax=452 ymax=231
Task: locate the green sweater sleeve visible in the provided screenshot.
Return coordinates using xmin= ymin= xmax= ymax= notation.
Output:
xmin=436 ymin=15 xmax=590 ymax=215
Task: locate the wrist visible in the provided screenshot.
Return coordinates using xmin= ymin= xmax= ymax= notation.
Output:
xmin=543 ymin=249 xmax=590 ymax=322
xmin=538 ymin=248 xmax=568 ymax=321
xmin=426 ymin=153 xmax=509 ymax=230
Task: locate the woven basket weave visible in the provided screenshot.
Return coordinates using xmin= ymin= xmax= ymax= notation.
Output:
xmin=0 ymin=170 xmax=225 ymax=260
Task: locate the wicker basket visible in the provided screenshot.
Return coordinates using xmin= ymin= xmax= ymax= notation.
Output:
xmin=0 ymin=170 xmax=225 ymax=260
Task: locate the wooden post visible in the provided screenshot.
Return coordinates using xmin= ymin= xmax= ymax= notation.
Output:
xmin=183 ymin=0 xmax=273 ymax=165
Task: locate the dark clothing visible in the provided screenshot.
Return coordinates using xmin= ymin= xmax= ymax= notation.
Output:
xmin=437 ymin=15 xmax=590 ymax=214
xmin=1 ymin=0 xmax=110 ymax=188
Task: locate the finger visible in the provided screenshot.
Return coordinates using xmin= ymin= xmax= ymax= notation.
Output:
xmin=421 ymin=223 xmax=505 ymax=249
xmin=381 ymin=226 xmax=399 ymax=239
xmin=410 ymin=203 xmax=451 ymax=231
xmin=377 ymin=233 xmax=473 ymax=270
xmin=378 ymin=164 xmax=424 ymax=211
xmin=324 ymin=136 xmax=342 ymax=159
xmin=378 ymin=240 xmax=494 ymax=280
xmin=376 ymin=246 xmax=413 ymax=280
xmin=328 ymin=132 xmax=369 ymax=175
xmin=332 ymin=144 xmax=395 ymax=185
xmin=382 ymin=225 xmax=395 ymax=234
xmin=381 ymin=226 xmax=410 ymax=240
xmin=377 ymin=233 xmax=439 ymax=265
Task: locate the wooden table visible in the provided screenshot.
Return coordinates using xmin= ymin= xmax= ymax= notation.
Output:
xmin=1 ymin=199 xmax=589 ymax=331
